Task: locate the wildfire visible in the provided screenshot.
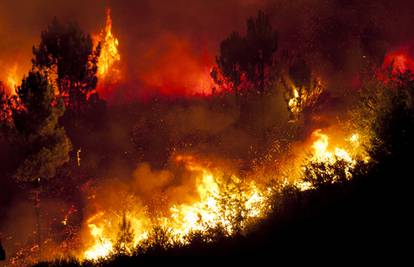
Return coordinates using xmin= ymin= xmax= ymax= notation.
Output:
xmin=81 ymin=155 xmax=272 ymax=260
xmin=80 ymin=129 xmax=371 ymax=261
xmin=284 ymin=77 xmax=324 ymax=121
xmin=5 ymin=64 xmax=21 ymax=95
xmin=95 ymin=8 xmax=121 ymax=83
xmin=311 ymin=129 xmax=355 ymax=164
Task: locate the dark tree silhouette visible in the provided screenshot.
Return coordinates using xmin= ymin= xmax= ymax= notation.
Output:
xmin=13 ymin=71 xmax=71 ymax=182
xmin=216 ymin=32 xmax=247 ymax=100
xmin=244 ymin=10 xmax=278 ymax=94
xmin=32 ymin=18 xmax=100 ymax=114
xmin=368 ymin=72 xmax=414 ymax=164
xmin=214 ymin=10 xmax=277 ymax=96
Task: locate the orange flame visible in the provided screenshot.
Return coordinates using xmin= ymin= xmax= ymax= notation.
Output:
xmin=94 ymin=8 xmax=121 ymax=91
xmin=81 ymin=155 xmax=271 ymax=260
xmin=5 ymin=64 xmax=21 ymax=95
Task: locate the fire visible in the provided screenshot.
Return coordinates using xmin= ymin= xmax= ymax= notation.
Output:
xmin=311 ymin=129 xmax=356 ymax=165
xmin=95 ymin=8 xmax=121 ymax=85
xmin=84 ymin=224 xmax=113 ymax=260
xmin=166 ymin=155 xmax=270 ymax=239
xmin=284 ymin=77 xmax=324 ymax=121
xmin=80 ymin=130 xmax=370 ymax=261
xmin=382 ymin=49 xmax=414 ymax=74
xmin=5 ymin=64 xmax=21 ymax=95
xmin=81 ymin=155 xmax=272 ymax=260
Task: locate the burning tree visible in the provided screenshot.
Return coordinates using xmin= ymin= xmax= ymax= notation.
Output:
xmin=32 ymin=19 xmax=100 ymax=114
xmin=94 ymin=8 xmax=121 ymax=86
xmin=282 ymin=58 xmax=324 ymax=122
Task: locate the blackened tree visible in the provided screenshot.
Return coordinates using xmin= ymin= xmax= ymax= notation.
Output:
xmin=32 ymin=18 xmax=100 ymax=114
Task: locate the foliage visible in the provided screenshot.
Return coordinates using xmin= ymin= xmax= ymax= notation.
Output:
xmin=216 ymin=32 xmax=247 ymax=97
xmin=355 ymin=71 xmax=414 ymax=164
xmin=244 ymin=10 xmax=278 ymax=93
xmin=214 ymin=10 xmax=278 ymax=95
xmin=13 ymin=71 xmax=72 ymax=182
xmin=32 ymin=18 xmax=100 ymax=113
xmin=302 ymin=159 xmax=352 ymax=188
xmin=281 ymin=57 xmax=325 ymax=121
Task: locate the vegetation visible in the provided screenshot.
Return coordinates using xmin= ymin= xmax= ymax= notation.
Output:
xmin=13 ymin=71 xmax=71 ymax=182
xmin=32 ymin=18 xmax=100 ymax=114
xmin=214 ymin=10 xmax=278 ymax=96
xmin=0 ymin=7 xmax=409 ymax=267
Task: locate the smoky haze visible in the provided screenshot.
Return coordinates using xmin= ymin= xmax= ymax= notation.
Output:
xmin=2 ymin=0 xmax=414 ymax=101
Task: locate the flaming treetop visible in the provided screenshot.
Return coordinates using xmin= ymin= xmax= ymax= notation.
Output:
xmin=95 ymin=8 xmax=121 ymax=83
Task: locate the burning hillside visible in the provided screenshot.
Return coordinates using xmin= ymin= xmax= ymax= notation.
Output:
xmin=0 ymin=1 xmax=412 ymax=266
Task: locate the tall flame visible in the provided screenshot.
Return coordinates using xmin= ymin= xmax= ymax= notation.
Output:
xmin=96 ymin=8 xmax=121 ymax=82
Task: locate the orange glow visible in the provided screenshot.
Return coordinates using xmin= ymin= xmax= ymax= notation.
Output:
xmin=81 ymin=155 xmax=272 ymax=260
xmin=5 ymin=64 xmax=21 ymax=95
xmin=93 ymin=8 xmax=121 ymax=98
xmin=137 ymin=34 xmax=216 ymax=96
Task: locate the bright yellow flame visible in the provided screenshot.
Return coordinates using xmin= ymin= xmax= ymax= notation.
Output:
xmin=96 ymin=8 xmax=121 ymax=81
xmin=285 ymin=77 xmax=324 ymax=121
xmin=81 ymin=155 xmax=272 ymax=260
xmin=84 ymin=223 xmax=113 ymax=260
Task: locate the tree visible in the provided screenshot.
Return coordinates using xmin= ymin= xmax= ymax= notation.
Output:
xmin=32 ymin=18 xmax=100 ymax=114
xmin=214 ymin=10 xmax=278 ymax=96
xmin=281 ymin=58 xmax=324 ymax=121
xmin=216 ymin=32 xmax=247 ymax=100
xmin=368 ymin=72 xmax=414 ymax=164
xmin=13 ymin=71 xmax=72 ymax=182
xmin=0 ymin=84 xmax=11 ymax=127
xmin=244 ymin=10 xmax=278 ymax=94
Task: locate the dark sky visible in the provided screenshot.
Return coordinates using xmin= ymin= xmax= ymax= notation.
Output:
xmin=1 ymin=0 xmax=414 ymax=99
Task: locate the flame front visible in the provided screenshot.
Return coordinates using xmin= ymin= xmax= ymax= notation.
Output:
xmin=80 ymin=129 xmax=370 ymax=261
xmin=82 ymin=155 xmax=272 ymax=260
